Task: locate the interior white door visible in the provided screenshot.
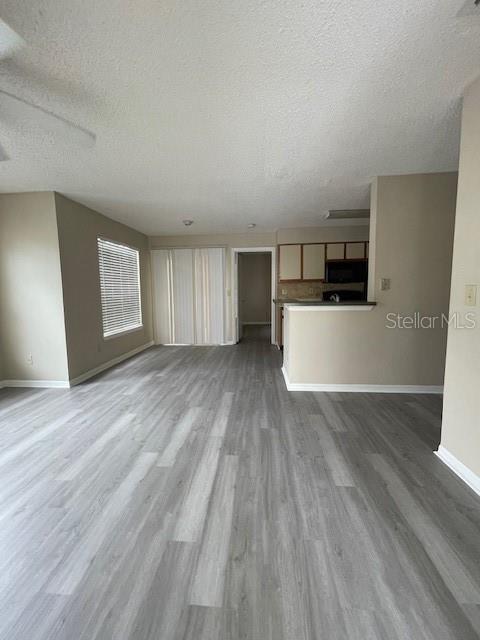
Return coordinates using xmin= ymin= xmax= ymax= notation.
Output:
xmin=172 ymin=249 xmax=195 ymax=344
xmin=194 ymin=248 xmax=225 ymax=344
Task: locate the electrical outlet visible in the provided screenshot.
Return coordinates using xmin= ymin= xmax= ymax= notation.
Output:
xmin=26 ymin=353 xmax=33 ymax=365
xmin=465 ymin=284 xmax=477 ymax=306
xmin=308 ymin=288 xmax=314 ymax=294
xmin=380 ymin=278 xmax=391 ymax=291
xmin=282 ymin=289 xmax=287 ymax=295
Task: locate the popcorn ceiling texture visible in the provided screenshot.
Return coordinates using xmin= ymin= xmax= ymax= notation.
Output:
xmin=0 ymin=0 xmax=479 ymax=235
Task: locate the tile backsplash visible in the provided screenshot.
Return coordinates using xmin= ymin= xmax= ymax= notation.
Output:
xmin=277 ymin=281 xmax=365 ymax=299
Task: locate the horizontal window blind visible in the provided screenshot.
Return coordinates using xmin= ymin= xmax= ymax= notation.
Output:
xmin=97 ymin=238 xmax=142 ymax=338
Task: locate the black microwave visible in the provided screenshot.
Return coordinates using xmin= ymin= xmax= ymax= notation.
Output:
xmin=326 ymin=260 xmax=367 ymax=284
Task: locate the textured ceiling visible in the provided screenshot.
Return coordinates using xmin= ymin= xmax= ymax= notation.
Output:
xmin=0 ymin=0 xmax=479 ymax=235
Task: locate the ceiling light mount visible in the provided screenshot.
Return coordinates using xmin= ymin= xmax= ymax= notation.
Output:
xmin=247 ymin=223 xmax=256 ymax=229
xmin=182 ymin=219 xmax=194 ymax=226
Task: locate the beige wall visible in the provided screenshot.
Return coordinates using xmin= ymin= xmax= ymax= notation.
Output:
xmin=0 ymin=339 xmax=4 ymax=382
xmin=55 ymin=194 xmax=153 ymax=381
xmin=238 ymin=253 xmax=271 ymax=324
xmin=0 ymin=193 xmax=69 ymax=382
xmin=276 ymin=225 xmax=369 ymax=245
xmin=284 ymin=172 xmax=458 ymax=387
xmin=441 ymin=77 xmax=480 ymax=478
xmin=150 ymin=232 xmax=277 ymax=250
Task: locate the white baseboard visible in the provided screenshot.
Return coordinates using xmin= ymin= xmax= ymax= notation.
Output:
xmin=0 ymin=342 xmax=155 ymax=390
xmin=281 ymin=367 xmax=443 ymax=394
xmin=69 ymin=341 xmax=154 ymax=386
xmin=159 ymin=343 xmax=190 ymax=346
xmin=159 ymin=341 xmax=237 ymax=347
xmin=1 ymin=379 xmax=70 ymax=389
xmin=435 ymin=446 xmax=480 ymax=498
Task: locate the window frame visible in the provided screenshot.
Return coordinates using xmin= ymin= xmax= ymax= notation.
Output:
xmin=97 ymin=236 xmax=143 ymax=340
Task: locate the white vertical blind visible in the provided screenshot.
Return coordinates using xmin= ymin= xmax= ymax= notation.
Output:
xmin=205 ymin=248 xmax=225 ymax=344
xmin=194 ymin=249 xmax=208 ymax=345
xmin=194 ymin=248 xmax=225 ymax=345
xmin=152 ymin=249 xmax=172 ymax=344
xmin=97 ymin=237 xmax=142 ymax=338
xmin=151 ymin=247 xmax=225 ymax=345
xmin=172 ymin=249 xmax=195 ymax=344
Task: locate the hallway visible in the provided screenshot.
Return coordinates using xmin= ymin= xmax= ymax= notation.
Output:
xmin=239 ymin=322 xmax=272 ymax=341
xmin=0 ymin=341 xmax=479 ymax=639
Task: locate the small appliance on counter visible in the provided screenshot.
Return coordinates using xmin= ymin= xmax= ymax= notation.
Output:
xmin=322 ymin=289 xmax=366 ymax=302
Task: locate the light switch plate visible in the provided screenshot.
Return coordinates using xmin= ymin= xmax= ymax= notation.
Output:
xmin=465 ymin=284 xmax=477 ymax=306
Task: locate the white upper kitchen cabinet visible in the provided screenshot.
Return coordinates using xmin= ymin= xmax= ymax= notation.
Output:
xmin=346 ymin=242 xmax=366 ymax=259
xmin=279 ymin=244 xmax=302 ymax=281
xmin=326 ymin=243 xmax=345 ymax=260
xmin=302 ymin=244 xmax=325 ymax=280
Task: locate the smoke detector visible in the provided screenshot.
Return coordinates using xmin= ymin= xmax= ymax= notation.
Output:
xmin=457 ymin=0 xmax=480 ymax=17
xmin=182 ymin=219 xmax=194 ymax=226
xmin=247 ymin=223 xmax=256 ymax=229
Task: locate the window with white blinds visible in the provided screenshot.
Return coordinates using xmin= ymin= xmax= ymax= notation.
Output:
xmin=97 ymin=237 xmax=143 ymax=338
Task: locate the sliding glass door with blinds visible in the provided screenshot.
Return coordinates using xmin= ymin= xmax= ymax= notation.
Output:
xmin=152 ymin=247 xmax=225 ymax=345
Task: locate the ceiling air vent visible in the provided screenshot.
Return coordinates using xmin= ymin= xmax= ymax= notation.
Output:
xmin=457 ymin=0 xmax=480 ymax=17
xmin=326 ymin=209 xmax=370 ymax=221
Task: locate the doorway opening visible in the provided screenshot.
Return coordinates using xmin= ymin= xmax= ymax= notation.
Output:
xmin=232 ymin=247 xmax=276 ymax=345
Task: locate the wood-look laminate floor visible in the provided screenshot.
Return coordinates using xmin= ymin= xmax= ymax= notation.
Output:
xmin=1 ymin=336 xmax=479 ymax=640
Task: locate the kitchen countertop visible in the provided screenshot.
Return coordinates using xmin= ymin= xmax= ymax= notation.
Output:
xmin=274 ymin=298 xmax=376 ymax=306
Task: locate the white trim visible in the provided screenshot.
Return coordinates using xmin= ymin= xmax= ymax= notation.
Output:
xmin=160 ymin=343 xmax=190 ymax=346
xmin=435 ymin=446 xmax=480 ymax=497
xmin=232 ymin=247 xmax=277 ymax=345
xmin=281 ymin=367 xmax=443 ymax=394
xmin=69 ymin=341 xmax=154 ymax=386
xmin=241 ymin=321 xmax=272 ymax=326
xmin=231 ymin=247 xmax=276 ymax=251
xmin=284 ymin=304 xmax=375 ymax=311
xmin=159 ymin=342 xmax=235 ymax=347
xmin=1 ymin=379 xmax=70 ymax=389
